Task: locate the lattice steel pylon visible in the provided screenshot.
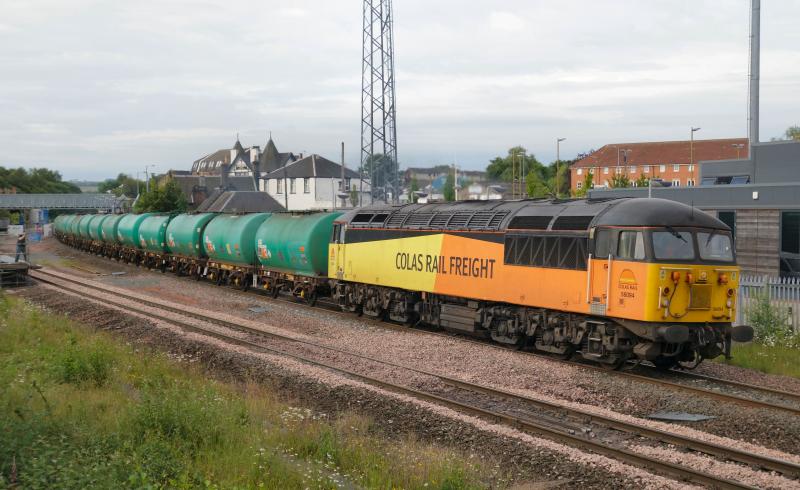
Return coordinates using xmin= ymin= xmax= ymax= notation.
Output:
xmin=361 ymin=0 xmax=398 ymax=204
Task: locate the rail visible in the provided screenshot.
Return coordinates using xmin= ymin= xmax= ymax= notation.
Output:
xmin=28 ymin=269 xmax=798 ymax=487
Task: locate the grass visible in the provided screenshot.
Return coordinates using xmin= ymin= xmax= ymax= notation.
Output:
xmin=0 ymin=294 xmax=497 ymax=489
xmin=720 ymin=342 xmax=800 ymax=379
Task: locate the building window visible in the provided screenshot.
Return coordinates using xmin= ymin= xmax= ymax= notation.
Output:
xmin=689 ymin=164 xmax=695 ymax=172
xmin=577 ymin=181 xmax=583 ymax=189
xmin=603 ymin=167 xmax=609 ymax=175
xmin=262 ymin=179 xmax=269 ymax=192
xmin=782 ymin=212 xmax=800 ymax=255
xmin=659 ymin=164 xmax=666 ymax=173
xmin=577 ymin=168 xmax=583 ymax=176
xmin=588 ymin=167 xmax=594 ymax=174
xmin=629 ymin=165 xmax=636 ymax=173
xmin=672 ymin=179 xmax=681 ymax=187
xmin=303 ymin=178 xmax=310 ymax=193
xmin=615 ymin=167 xmax=622 ymax=174
xmin=277 ymin=179 xmax=283 ymax=194
xmin=673 ymin=164 xmax=680 ymax=172
xmin=290 ymin=178 xmax=297 ymax=194
xmin=718 ymin=211 xmax=736 ymax=239
xmin=687 ymin=179 xmax=695 ymax=186
xmin=643 ymin=165 xmax=650 ymax=173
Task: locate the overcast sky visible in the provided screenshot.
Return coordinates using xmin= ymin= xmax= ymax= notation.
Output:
xmin=1 ymin=0 xmax=798 ymax=181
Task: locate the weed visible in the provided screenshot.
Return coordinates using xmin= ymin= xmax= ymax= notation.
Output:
xmin=0 ymin=295 xmax=496 ymax=489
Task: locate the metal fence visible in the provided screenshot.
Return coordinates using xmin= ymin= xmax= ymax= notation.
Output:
xmin=736 ymin=275 xmax=800 ymax=330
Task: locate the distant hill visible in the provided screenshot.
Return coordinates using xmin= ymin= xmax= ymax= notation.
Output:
xmin=0 ymin=167 xmax=81 ymax=194
xmin=69 ymin=180 xmax=101 ymax=193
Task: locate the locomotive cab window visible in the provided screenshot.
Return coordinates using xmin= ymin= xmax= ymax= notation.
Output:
xmin=594 ymin=229 xmax=611 ymax=258
xmin=617 ymin=231 xmax=645 ymax=260
xmin=652 ymin=230 xmax=694 ymax=260
xmin=698 ymin=231 xmax=733 ymax=262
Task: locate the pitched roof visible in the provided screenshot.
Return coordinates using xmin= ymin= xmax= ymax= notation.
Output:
xmin=263 ymin=154 xmax=360 ymax=179
xmin=196 ymin=191 xmax=285 ymax=213
xmin=571 ymin=138 xmax=749 ymax=168
xmin=259 ymin=137 xmax=296 ymax=174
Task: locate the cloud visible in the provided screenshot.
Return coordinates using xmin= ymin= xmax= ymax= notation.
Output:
xmin=0 ymin=0 xmax=797 ymax=178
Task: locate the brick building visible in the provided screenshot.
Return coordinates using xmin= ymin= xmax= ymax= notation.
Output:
xmin=570 ymin=138 xmax=749 ymax=192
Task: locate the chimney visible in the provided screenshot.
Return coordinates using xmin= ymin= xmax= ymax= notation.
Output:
xmin=748 ymin=0 xmax=760 ymax=145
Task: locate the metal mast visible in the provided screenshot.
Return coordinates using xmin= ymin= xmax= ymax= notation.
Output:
xmin=361 ymin=0 xmax=398 ymax=204
xmin=748 ymin=0 xmax=760 ymax=145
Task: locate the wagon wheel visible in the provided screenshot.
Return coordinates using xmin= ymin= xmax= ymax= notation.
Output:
xmin=241 ymin=274 xmax=251 ymax=292
xmin=270 ymin=283 xmax=281 ymax=298
xmin=307 ymin=290 xmax=318 ymax=307
xmin=215 ymin=271 xmax=224 ymax=286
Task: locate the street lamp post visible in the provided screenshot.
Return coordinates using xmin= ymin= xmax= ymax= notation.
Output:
xmin=556 ymin=138 xmax=566 ymax=198
xmin=690 ymin=127 xmax=701 ymax=177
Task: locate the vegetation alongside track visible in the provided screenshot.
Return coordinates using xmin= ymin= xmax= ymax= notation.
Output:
xmin=0 ymin=294 xmax=489 ymax=489
xmin=721 ymin=291 xmax=800 ymax=379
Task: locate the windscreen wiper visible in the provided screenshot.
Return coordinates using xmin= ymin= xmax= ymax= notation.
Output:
xmin=665 ymin=226 xmax=688 ymax=243
xmin=705 ymin=229 xmax=717 ymax=246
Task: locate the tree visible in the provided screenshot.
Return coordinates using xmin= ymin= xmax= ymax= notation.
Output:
xmin=486 ymin=147 xmax=544 ymax=183
xmin=610 ymin=173 xmax=631 ymax=188
xmin=575 ymin=171 xmax=594 ymax=197
xmin=634 ymin=174 xmax=651 ymax=188
xmin=409 ymin=178 xmax=419 ymax=203
xmin=550 ymin=161 xmax=571 ymax=197
xmin=98 ymin=173 xmax=144 ymax=198
xmin=0 ymin=167 xmax=81 ymax=193
xmin=133 ymin=178 xmax=188 ymax=213
xmin=443 ymin=171 xmax=455 ymax=201
xmin=772 ymin=125 xmax=800 ymax=142
xmin=525 ymin=171 xmax=551 ymax=198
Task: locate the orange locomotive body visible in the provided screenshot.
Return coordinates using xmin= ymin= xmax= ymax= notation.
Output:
xmin=330 ymin=198 xmax=752 ymax=369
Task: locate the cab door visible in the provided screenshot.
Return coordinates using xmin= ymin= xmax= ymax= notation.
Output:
xmin=588 ymin=228 xmax=612 ymax=316
xmin=330 ymin=223 xmax=346 ymax=280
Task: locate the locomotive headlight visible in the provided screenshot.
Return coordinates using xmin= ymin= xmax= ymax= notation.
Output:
xmin=718 ymin=273 xmax=729 ymax=285
xmin=726 ymin=299 xmax=733 ymax=308
xmin=662 ymin=287 xmax=670 ymax=296
xmin=685 ymin=273 xmax=694 ymax=284
xmin=661 ymin=298 xmax=669 ymax=307
xmin=671 ymin=271 xmax=681 ymax=283
xmin=699 ymin=270 xmax=708 ymax=282
xmin=727 ymin=288 xmax=735 ymax=297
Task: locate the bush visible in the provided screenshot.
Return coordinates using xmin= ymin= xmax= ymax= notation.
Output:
xmin=747 ymin=289 xmax=798 ymax=347
xmin=54 ymin=338 xmax=114 ymax=387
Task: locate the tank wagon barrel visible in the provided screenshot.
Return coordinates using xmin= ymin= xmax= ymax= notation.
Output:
xmin=202 ymin=213 xmax=271 ymax=289
xmin=164 ymin=212 xmax=217 ymax=278
xmin=254 ymin=212 xmax=343 ymax=301
xmin=116 ymin=213 xmax=155 ymax=264
xmin=137 ymin=214 xmax=175 ymax=271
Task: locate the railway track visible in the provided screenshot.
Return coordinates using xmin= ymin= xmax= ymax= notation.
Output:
xmin=58 ymin=258 xmax=800 ymax=415
xmin=30 ymin=268 xmax=800 ymax=488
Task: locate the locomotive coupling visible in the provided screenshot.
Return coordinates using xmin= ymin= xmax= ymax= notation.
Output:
xmin=731 ymin=324 xmax=754 ymax=343
xmin=656 ymin=324 xmax=690 ymax=344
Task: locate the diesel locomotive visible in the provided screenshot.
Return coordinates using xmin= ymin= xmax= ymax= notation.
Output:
xmin=53 ymin=197 xmax=753 ymax=369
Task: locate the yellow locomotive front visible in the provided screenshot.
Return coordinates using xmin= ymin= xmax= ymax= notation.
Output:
xmin=588 ymin=208 xmax=753 ymax=369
